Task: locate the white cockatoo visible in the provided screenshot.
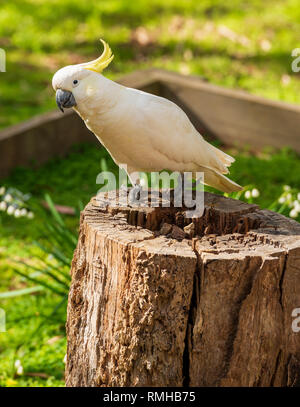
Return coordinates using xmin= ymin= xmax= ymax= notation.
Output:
xmin=52 ymin=40 xmax=242 ymax=194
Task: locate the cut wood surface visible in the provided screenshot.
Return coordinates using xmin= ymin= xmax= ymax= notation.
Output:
xmin=156 ymin=69 xmax=300 ymax=151
xmin=66 ymin=190 xmax=300 ymax=387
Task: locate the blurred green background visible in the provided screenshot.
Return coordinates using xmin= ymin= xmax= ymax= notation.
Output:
xmin=1 ymin=0 xmax=300 ymax=129
xmin=0 ymin=0 xmax=300 ymax=387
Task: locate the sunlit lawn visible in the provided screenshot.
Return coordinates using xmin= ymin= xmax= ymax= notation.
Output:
xmin=1 ymin=0 xmax=300 ymax=129
xmin=1 ymin=143 xmax=300 ymax=386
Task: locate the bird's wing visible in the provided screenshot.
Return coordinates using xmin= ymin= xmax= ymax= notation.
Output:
xmin=122 ymin=90 xmax=241 ymax=193
xmin=134 ymin=92 xmax=234 ymax=175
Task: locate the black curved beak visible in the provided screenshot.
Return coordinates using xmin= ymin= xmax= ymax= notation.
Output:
xmin=56 ymin=89 xmax=76 ymax=113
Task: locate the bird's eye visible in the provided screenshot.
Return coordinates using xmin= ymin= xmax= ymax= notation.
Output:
xmin=72 ymin=79 xmax=79 ymax=87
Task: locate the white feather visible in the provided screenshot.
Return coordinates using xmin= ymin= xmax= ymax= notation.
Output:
xmin=52 ymin=67 xmax=242 ymax=193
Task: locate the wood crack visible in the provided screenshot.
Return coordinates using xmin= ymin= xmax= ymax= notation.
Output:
xmin=66 ymin=190 xmax=300 ymax=387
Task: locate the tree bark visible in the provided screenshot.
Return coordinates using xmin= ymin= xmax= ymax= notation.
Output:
xmin=66 ymin=190 xmax=300 ymax=387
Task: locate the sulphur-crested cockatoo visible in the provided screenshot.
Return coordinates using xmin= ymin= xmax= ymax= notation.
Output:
xmin=52 ymin=39 xmax=242 ymax=193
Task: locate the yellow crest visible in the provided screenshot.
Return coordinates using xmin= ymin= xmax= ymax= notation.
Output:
xmin=83 ymin=39 xmax=114 ymax=73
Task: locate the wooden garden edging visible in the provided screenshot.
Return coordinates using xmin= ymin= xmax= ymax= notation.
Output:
xmin=65 ymin=190 xmax=300 ymax=387
xmin=1 ymin=69 xmax=300 ymax=177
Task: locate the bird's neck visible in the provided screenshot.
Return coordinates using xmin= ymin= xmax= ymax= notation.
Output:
xmin=75 ymin=74 xmax=124 ymax=123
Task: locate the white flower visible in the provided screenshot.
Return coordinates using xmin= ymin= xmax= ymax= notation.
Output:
xmin=284 ymin=185 xmax=291 ymax=191
xmin=0 ymin=201 xmax=7 ymax=211
xmin=281 ymin=74 xmax=291 ymax=86
xmin=63 ymin=354 xmax=67 ymax=364
xmin=260 ymin=39 xmax=271 ymax=51
xmin=14 ymin=359 xmax=22 ymax=368
xmin=14 ymin=209 xmax=21 ymax=218
xmin=251 ymin=188 xmax=260 ymax=198
xmin=286 ymin=193 xmax=292 ymax=201
xmin=278 ymin=196 xmax=286 ymax=204
xmin=0 ymin=187 xmax=5 ymax=195
xmin=14 ymin=359 xmax=24 ymax=375
xmin=245 ymin=190 xmax=251 ymax=199
xmin=297 ymin=193 xmax=300 ymax=201
xmin=293 ymin=201 xmax=300 ymax=212
xmin=20 ymin=208 xmax=27 ymax=216
xmin=290 ymin=209 xmax=299 ymax=218
xmin=7 ymin=206 xmax=15 ymax=215
xmin=179 ymin=63 xmax=190 ymax=75
xmin=4 ymin=194 xmax=12 ymax=203
xmin=27 ymin=211 xmax=34 ymax=219
xmin=16 ymin=365 xmax=24 ymax=376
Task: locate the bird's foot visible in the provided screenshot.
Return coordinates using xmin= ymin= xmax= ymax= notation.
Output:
xmin=128 ymin=184 xmax=142 ymax=206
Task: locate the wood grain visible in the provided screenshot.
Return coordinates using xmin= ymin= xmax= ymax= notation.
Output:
xmin=66 ymin=191 xmax=300 ymax=387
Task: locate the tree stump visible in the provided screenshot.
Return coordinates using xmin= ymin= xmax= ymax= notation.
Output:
xmin=66 ymin=190 xmax=300 ymax=387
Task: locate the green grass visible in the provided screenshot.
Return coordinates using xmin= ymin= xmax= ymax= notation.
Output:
xmin=1 ymin=0 xmax=300 ymax=128
xmin=0 ymin=293 xmax=66 ymax=387
xmin=0 ymin=144 xmax=117 ymax=386
xmin=1 ymin=142 xmax=300 ymax=386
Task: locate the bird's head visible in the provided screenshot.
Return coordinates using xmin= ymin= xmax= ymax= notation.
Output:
xmin=52 ymin=39 xmax=114 ymax=113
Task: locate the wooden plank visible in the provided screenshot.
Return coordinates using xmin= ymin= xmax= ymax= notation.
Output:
xmin=0 ymin=110 xmax=97 ymax=178
xmin=116 ymin=68 xmax=161 ymax=94
xmin=160 ymin=83 xmax=216 ymax=141
xmin=154 ymin=69 xmax=300 ymax=152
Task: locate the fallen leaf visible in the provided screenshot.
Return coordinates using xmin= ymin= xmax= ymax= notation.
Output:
xmin=47 ymin=335 xmax=63 ymax=345
xmin=281 ymin=74 xmax=291 ymax=86
xmin=260 ymin=39 xmax=271 ymax=51
xmin=131 ymin=27 xmax=153 ymax=47
xmin=41 ymin=200 xmax=76 ymax=215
